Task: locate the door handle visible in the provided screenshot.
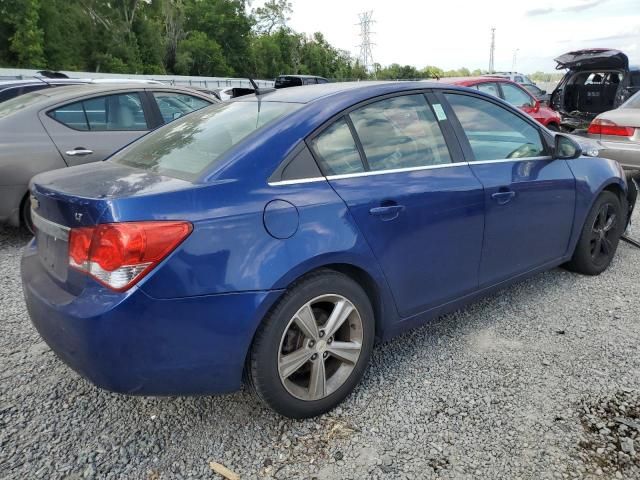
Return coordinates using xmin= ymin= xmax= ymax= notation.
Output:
xmin=65 ymin=148 xmax=93 ymax=156
xmin=369 ymin=204 xmax=405 ymax=220
xmin=491 ymin=190 xmax=516 ymax=205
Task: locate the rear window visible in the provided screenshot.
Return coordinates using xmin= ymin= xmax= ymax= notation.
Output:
xmin=621 ymin=91 xmax=640 ymax=109
xmin=111 ymin=100 xmax=301 ymax=180
xmin=275 ymin=77 xmax=303 ymax=88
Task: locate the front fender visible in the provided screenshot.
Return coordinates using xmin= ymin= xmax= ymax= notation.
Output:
xmin=565 ymin=156 xmax=628 ymax=252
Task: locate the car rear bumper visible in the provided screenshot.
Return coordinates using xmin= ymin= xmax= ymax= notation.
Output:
xmin=597 ymin=140 xmax=640 ymax=171
xmin=21 ymin=240 xmax=282 ymax=395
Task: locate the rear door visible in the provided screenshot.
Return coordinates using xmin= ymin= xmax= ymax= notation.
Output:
xmin=309 ymin=92 xmax=485 ymax=318
xmin=39 ymin=91 xmax=151 ymax=166
xmin=440 ymin=91 xmax=575 ymax=286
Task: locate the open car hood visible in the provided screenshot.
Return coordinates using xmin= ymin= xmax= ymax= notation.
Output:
xmin=554 ymin=49 xmax=628 ymax=70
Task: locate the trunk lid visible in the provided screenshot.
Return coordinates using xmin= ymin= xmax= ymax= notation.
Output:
xmin=29 ymin=161 xmax=192 ymax=294
xmin=554 ymin=49 xmax=629 ymax=71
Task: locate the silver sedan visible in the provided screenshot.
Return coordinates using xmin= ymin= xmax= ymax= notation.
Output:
xmin=585 ymin=90 xmax=640 ymax=171
xmin=0 ymin=84 xmax=216 ymax=232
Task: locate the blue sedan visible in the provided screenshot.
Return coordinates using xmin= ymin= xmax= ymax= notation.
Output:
xmin=22 ymin=82 xmax=634 ymax=418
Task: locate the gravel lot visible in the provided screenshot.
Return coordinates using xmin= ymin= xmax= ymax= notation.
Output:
xmin=1 ymin=212 xmax=639 ymax=480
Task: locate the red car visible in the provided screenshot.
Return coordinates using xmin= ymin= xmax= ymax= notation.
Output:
xmin=438 ymin=76 xmax=562 ymax=130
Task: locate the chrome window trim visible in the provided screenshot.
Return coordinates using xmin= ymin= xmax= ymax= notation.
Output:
xmin=471 ymin=156 xmax=552 ymax=165
xmin=326 ymin=161 xmax=468 ymax=180
xmin=267 ymin=155 xmax=553 ymax=186
xmin=268 ymin=176 xmax=326 ymax=187
xmin=31 ymin=210 xmax=70 ymax=241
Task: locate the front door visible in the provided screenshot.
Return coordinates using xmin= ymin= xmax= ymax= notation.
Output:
xmin=308 ymin=93 xmax=485 ymax=318
xmin=442 ymin=91 xmax=576 ymax=286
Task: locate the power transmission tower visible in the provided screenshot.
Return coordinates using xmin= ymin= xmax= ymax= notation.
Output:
xmin=357 ymin=11 xmax=375 ymax=77
xmin=488 ymin=27 xmax=496 ymax=73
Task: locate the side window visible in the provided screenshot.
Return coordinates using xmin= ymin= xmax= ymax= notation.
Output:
xmin=303 ymin=78 xmax=317 ymax=85
xmin=309 ymin=118 xmax=364 ymax=175
xmin=317 ymin=78 xmax=329 ymax=84
xmin=476 ymin=82 xmax=500 ymax=97
xmin=444 ymin=93 xmax=545 ymax=161
xmin=153 ymin=92 xmax=211 ymax=124
xmin=49 ymin=101 xmax=88 ymax=130
xmin=349 ymin=94 xmax=451 ymax=171
xmin=515 ymin=76 xmax=524 ymax=83
xmin=501 ymin=83 xmax=534 ymax=107
xmin=49 ymin=93 xmax=147 ymax=131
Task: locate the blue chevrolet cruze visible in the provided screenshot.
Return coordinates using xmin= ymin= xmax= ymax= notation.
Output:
xmin=22 ymin=82 xmax=634 ymax=418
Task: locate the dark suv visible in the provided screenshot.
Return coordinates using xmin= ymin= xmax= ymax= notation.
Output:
xmin=274 ymin=75 xmax=329 ymax=88
xmin=550 ymin=49 xmax=640 ymax=131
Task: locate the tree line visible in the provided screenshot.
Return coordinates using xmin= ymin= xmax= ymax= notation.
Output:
xmin=0 ymin=0 xmax=528 ymax=81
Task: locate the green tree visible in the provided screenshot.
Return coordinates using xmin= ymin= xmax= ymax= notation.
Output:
xmin=1 ymin=0 xmax=46 ymax=68
xmin=253 ymin=0 xmax=292 ymax=34
xmin=176 ymin=31 xmax=231 ymax=76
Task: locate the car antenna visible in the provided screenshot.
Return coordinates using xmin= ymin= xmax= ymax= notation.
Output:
xmin=248 ymin=77 xmax=276 ymax=96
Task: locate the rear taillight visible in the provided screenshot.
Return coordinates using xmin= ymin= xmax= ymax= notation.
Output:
xmin=587 ymin=118 xmax=635 ymax=137
xmin=68 ymin=221 xmax=192 ymax=291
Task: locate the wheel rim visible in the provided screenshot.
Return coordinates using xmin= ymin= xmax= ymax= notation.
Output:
xmin=590 ymin=202 xmax=617 ymax=264
xmin=278 ymin=294 xmax=363 ymax=401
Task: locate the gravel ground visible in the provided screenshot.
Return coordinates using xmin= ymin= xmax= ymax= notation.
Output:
xmin=1 ymin=211 xmax=639 ymax=480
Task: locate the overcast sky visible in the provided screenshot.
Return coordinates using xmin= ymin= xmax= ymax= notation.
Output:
xmin=265 ymin=0 xmax=640 ymax=73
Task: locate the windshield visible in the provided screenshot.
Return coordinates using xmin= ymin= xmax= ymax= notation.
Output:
xmin=621 ymin=90 xmax=640 ymax=109
xmin=112 ymin=100 xmax=301 ymax=180
xmin=0 ymin=91 xmax=48 ymax=118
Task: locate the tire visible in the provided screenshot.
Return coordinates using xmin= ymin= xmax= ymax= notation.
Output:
xmin=564 ymin=191 xmax=624 ymax=275
xmin=20 ymin=194 xmax=35 ymax=235
xmin=247 ymin=270 xmax=375 ymax=418
xmin=547 ymin=123 xmax=560 ymax=132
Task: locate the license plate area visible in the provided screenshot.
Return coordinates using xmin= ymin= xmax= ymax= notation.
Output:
xmin=33 ymin=211 xmax=70 ymax=282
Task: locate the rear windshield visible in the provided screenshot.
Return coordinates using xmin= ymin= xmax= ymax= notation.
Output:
xmin=275 ymin=76 xmax=303 ymax=88
xmin=111 ymin=100 xmax=301 ymax=180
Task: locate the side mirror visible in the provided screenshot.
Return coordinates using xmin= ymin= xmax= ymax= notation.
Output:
xmin=533 ymin=99 xmax=541 ymax=113
xmin=554 ymin=134 xmax=582 ymax=160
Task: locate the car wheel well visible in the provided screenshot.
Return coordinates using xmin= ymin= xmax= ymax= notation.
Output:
xmin=321 ymin=264 xmax=382 ymax=337
xmin=603 ymin=183 xmax=626 ymax=207
xmin=19 ymin=191 xmax=34 ymax=233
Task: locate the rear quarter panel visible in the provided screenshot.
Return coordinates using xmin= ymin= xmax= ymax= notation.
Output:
xmin=0 ymin=113 xmax=64 ymax=224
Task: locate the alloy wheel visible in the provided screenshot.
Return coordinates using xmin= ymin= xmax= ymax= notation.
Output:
xmin=590 ymin=202 xmax=617 ymax=264
xmin=277 ymin=294 xmax=363 ymax=401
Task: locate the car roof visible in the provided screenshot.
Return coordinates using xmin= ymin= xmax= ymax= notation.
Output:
xmin=276 ymin=74 xmax=327 ymax=79
xmin=0 ymin=78 xmax=89 ymax=89
xmin=235 ymin=81 xmax=453 ymax=105
xmin=435 ymin=76 xmax=514 ymax=86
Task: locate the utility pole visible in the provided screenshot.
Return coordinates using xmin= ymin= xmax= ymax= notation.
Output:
xmin=488 ymin=27 xmax=496 ymax=73
xmin=357 ymin=11 xmax=375 ymax=77
xmin=512 ymin=48 xmax=519 ymax=72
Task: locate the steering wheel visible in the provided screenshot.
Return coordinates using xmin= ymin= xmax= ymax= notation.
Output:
xmin=506 ymin=142 xmax=539 ymax=159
